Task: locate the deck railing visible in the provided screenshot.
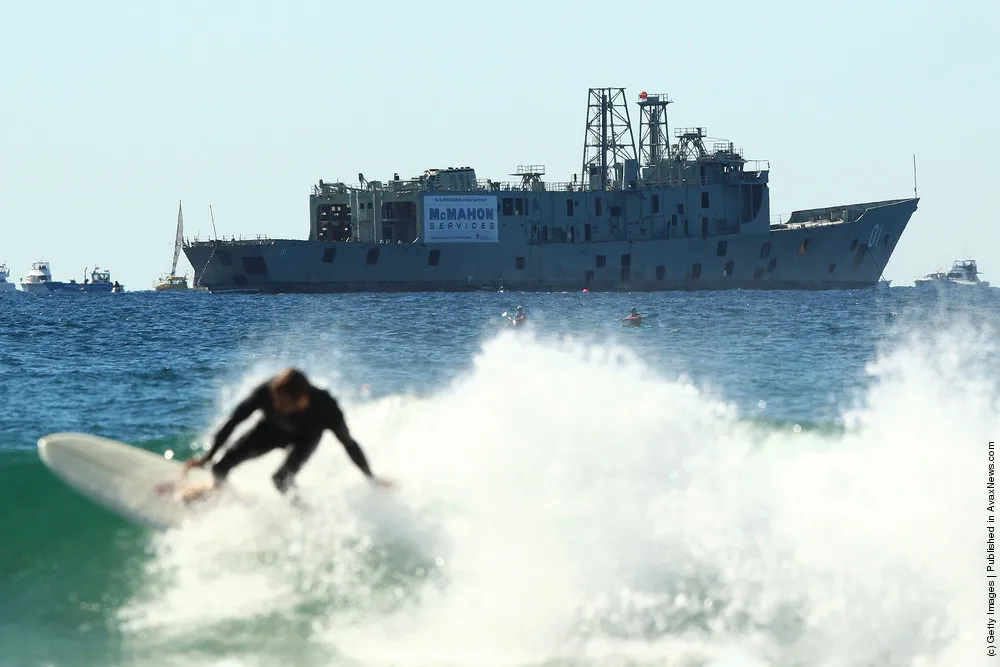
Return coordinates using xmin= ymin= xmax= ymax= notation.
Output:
xmin=311 ymin=168 xmax=771 ymax=197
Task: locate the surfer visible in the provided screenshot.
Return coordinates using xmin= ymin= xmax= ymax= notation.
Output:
xmin=506 ymin=305 xmax=527 ymax=327
xmin=182 ymin=368 xmax=392 ymax=496
xmin=618 ymin=307 xmax=645 ymax=327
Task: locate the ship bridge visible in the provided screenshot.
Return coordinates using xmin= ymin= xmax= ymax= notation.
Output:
xmin=307 ymin=88 xmax=772 ymax=247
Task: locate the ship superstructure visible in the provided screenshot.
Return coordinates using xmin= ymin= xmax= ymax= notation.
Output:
xmin=183 ymin=87 xmax=918 ymax=293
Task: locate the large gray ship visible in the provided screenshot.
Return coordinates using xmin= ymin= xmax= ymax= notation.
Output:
xmin=182 ymin=87 xmax=918 ymax=293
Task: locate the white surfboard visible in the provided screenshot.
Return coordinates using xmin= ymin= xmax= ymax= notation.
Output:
xmin=37 ymin=432 xmax=231 ymax=530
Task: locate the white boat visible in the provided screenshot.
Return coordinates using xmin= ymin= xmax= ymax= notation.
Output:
xmin=914 ymin=259 xmax=990 ymax=289
xmin=20 ymin=261 xmax=56 ymax=293
xmin=153 ymin=201 xmax=190 ymax=291
xmin=0 ymin=264 xmax=15 ymax=292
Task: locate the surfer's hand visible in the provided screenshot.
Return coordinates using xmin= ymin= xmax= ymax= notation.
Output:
xmin=371 ymin=475 xmax=395 ymax=490
xmin=182 ymin=455 xmax=207 ymax=474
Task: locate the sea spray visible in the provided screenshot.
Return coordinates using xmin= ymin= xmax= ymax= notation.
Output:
xmin=116 ymin=325 xmax=996 ymax=667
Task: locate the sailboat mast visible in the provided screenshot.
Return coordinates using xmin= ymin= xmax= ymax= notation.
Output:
xmin=172 ymin=201 xmax=183 ymax=276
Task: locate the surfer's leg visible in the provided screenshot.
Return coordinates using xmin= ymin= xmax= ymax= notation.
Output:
xmin=211 ymin=422 xmax=285 ymax=484
xmin=271 ymin=435 xmax=321 ymax=494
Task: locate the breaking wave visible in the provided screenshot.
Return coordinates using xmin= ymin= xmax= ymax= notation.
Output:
xmin=112 ymin=322 xmax=996 ymax=667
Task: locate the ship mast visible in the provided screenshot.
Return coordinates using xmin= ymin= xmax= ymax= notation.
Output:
xmin=581 ymin=88 xmax=637 ymax=191
xmin=636 ymin=91 xmax=673 ymax=181
xmin=172 ymin=201 xmax=183 ymax=276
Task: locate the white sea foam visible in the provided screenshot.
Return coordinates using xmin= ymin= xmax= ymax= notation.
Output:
xmin=117 ymin=323 xmax=997 ymax=667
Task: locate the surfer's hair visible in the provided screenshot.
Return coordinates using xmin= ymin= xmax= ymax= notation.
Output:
xmin=270 ymin=368 xmax=311 ymax=400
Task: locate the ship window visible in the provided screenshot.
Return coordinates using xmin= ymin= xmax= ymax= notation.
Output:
xmin=584 ymin=224 xmax=592 ymax=241
xmin=652 ymin=195 xmax=660 ymax=214
xmin=684 ymin=220 xmax=689 ymax=236
xmin=760 ymin=242 xmax=771 ymax=258
xmin=241 ymin=256 xmax=268 ymax=275
xmin=799 ymin=239 xmax=811 ymax=255
xmin=595 ymin=198 xmax=603 ymax=216
xmin=767 ymin=258 xmax=777 ymax=273
xmin=691 ymin=263 xmax=702 ymax=279
xmin=367 ymin=248 xmax=379 ymax=265
xmin=514 ymin=198 xmax=525 ymax=216
xmin=322 ymin=247 xmax=336 ymax=264
xmin=217 ymin=251 xmax=232 ymax=266
xmin=367 ymin=202 xmax=373 ymax=209
xmin=516 ymin=256 xmax=525 ymax=270
xmin=585 ymin=270 xmax=594 ymax=283
xmin=671 ymin=214 xmax=678 ymax=226
xmin=701 ymin=217 xmax=709 ymax=237
xmin=620 ymin=253 xmax=631 ymax=267
xmin=428 ymin=249 xmax=440 ymax=266
xmin=610 ymin=206 xmax=622 ymax=217
xmin=717 ymin=240 xmax=728 ymax=257
xmin=566 ymin=199 xmax=574 ymax=216
xmin=596 ymin=255 xmax=606 ymax=268
xmin=702 ymin=192 xmax=710 ymax=208
xmin=828 ymin=263 xmax=836 ymax=274
xmin=849 ymin=238 xmax=859 ymax=251
xmin=724 ymin=260 xmax=734 ymax=276
xmin=656 ymin=265 xmax=665 ymax=280
xmin=753 ymin=269 xmax=764 ymax=280
xmin=502 ymin=198 xmax=514 ymax=216
xmin=678 ymin=203 xmax=685 ymax=214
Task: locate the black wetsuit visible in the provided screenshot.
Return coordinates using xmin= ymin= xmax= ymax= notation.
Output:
xmin=205 ymin=382 xmax=373 ymax=493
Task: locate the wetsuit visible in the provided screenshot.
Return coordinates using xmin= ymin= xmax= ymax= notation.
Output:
xmin=205 ymin=382 xmax=373 ymax=493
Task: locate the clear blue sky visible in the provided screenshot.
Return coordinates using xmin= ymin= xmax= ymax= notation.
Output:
xmin=1 ymin=0 xmax=996 ymax=289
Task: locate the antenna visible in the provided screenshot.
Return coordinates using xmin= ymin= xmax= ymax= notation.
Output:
xmin=913 ymin=154 xmax=918 ymax=198
xmin=209 ymin=205 xmax=219 ymax=239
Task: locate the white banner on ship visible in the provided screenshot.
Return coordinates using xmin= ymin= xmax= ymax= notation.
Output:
xmin=423 ymin=195 xmax=499 ymax=243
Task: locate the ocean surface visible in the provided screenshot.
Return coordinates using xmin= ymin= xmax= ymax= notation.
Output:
xmin=1 ymin=286 xmax=997 ymax=667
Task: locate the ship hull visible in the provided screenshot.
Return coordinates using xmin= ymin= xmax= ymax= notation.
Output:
xmin=914 ymin=280 xmax=991 ymax=290
xmin=20 ymin=283 xmax=56 ymax=294
xmin=21 ymin=282 xmax=121 ymax=294
xmin=184 ymin=199 xmax=917 ymax=294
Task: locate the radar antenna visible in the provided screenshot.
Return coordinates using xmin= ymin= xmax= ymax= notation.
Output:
xmin=581 ymin=88 xmax=636 ymax=191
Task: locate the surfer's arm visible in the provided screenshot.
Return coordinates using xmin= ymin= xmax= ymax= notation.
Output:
xmin=323 ymin=394 xmax=393 ymax=487
xmin=205 ymin=387 xmax=266 ymax=460
xmin=330 ymin=419 xmax=373 ymax=478
xmin=330 ymin=415 xmax=393 ymax=487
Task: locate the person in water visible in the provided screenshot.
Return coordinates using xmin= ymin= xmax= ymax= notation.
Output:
xmin=183 ymin=368 xmax=392 ymax=495
xmin=618 ymin=307 xmax=645 ymax=327
xmin=508 ymin=305 xmax=527 ymax=327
